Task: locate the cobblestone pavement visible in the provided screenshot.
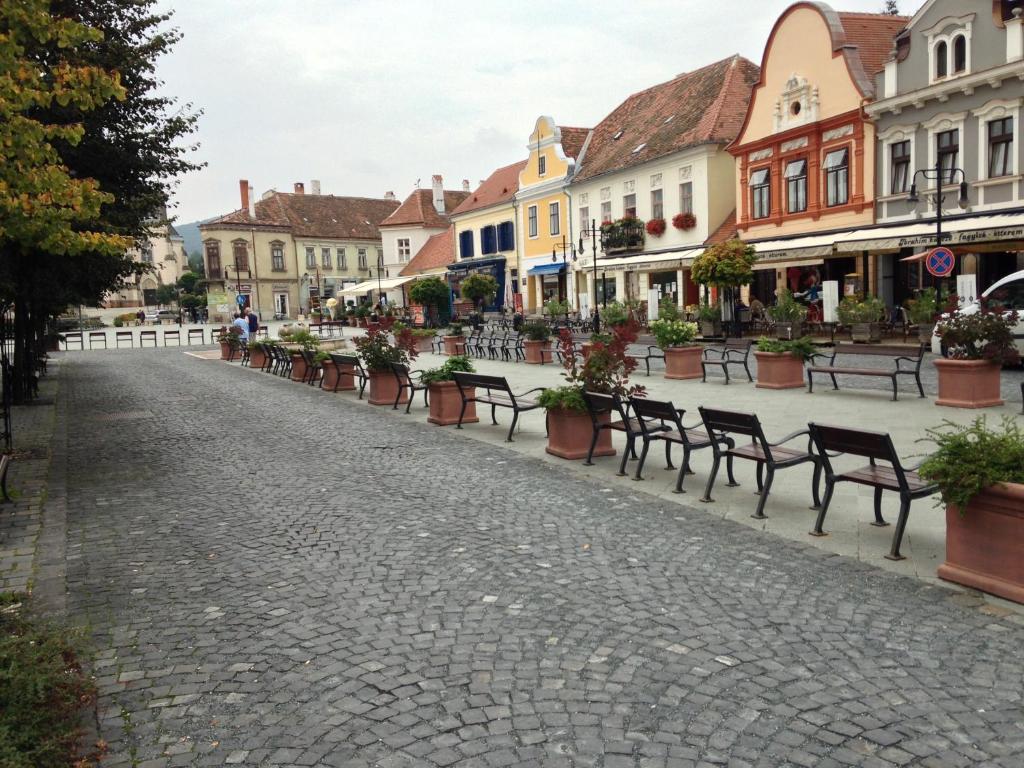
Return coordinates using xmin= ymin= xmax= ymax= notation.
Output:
xmin=59 ymin=351 xmax=1024 ymax=767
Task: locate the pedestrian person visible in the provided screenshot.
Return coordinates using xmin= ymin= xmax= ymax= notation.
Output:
xmin=246 ymin=306 xmax=259 ymax=339
xmin=231 ymin=311 xmax=249 ymax=342
xmin=136 ymin=308 xmax=145 ymax=326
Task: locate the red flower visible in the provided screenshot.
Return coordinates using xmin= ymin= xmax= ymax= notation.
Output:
xmin=645 ymin=218 xmax=666 ymax=236
xmin=672 ymin=212 xmax=697 ymax=230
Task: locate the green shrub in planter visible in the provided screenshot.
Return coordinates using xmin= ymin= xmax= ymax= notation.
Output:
xmin=420 ymin=355 xmax=475 ymax=385
xmin=522 ymin=321 xmax=552 ymax=341
xmin=649 ymin=319 xmax=698 ymax=349
xmin=755 ymin=336 xmax=816 ymax=359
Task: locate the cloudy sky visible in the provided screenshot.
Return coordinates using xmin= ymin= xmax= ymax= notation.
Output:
xmin=157 ymin=0 xmax=914 ymax=224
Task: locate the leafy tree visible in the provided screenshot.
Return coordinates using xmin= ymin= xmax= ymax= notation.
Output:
xmin=690 ymin=239 xmax=758 ymax=288
xmin=408 ymin=277 xmax=450 ymax=325
xmin=177 ymin=270 xmax=202 ymax=294
xmin=460 ymin=274 xmax=499 ymax=311
xmin=155 ymin=284 xmax=178 ymax=306
xmin=882 ymin=0 xmax=899 ymax=14
xmin=187 ymin=250 xmax=205 ymax=276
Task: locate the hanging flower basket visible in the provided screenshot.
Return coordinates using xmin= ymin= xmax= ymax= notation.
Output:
xmin=645 ymin=218 xmax=666 ymax=237
xmin=672 ymin=212 xmax=697 ymax=230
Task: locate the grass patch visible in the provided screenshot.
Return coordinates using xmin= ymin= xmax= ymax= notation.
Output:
xmin=0 ymin=593 xmax=103 ymax=767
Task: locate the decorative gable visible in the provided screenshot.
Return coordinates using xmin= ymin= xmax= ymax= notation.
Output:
xmin=773 ymin=74 xmax=820 ymax=132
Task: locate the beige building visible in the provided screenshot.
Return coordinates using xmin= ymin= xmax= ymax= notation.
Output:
xmin=200 ymin=180 xmax=399 ymax=322
xmin=106 ymin=219 xmax=187 ymax=308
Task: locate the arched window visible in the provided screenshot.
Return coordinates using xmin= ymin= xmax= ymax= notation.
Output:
xmin=935 ymin=41 xmax=948 ymax=78
xmin=953 ymin=35 xmax=966 ymax=73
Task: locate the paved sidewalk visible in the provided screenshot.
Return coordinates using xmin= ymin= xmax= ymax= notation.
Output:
xmin=54 ymin=350 xmax=1024 ymax=767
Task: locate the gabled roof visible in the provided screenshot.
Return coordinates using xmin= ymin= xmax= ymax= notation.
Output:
xmin=705 ymin=210 xmax=738 ymax=246
xmin=202 ymin=193 xmax=400 ymax=240
xmin=574 ymin=55 xmax=760 ymax=183
xmin=380 ymin=189 xmax=471 ymax=229
xmin=451 ymin=160 xmax=526 ymax=216
xmin=558 ymin=126 xmax=590 ymax=160
xmin=837 ymin=11 xmax=909 ymax=77
xmin=400 ymin=228 xmax=454 ymax=276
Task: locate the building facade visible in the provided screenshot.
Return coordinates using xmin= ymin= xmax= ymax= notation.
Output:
xmin=106 ymin=218 xmax=187 ymax=308
xmin=864 ymin=0 xmax=1024 ymax=306
xmin=448 ymin=160 xmax=525 ymax=312
xmin=200 ymin=180 xmax=399 ymax=322
xmin=728 ymin=3 xmax=907 ymax=307
xmin=515 ymin=118 xmax=589 ymax=312
xmin=569 ymin=55 xmax=760 ymax=313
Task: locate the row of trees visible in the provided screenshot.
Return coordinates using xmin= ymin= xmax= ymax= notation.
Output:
xmin=0 ymin=0 xmax=201 ymax=401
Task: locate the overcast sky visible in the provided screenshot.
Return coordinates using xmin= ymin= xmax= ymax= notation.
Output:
xmin=156 ymin=0 xmax=915 ymax=224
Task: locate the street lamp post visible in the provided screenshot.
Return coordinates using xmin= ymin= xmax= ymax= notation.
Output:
xmin=302 ymin=267 xmax=323 ymax=314
xmin=577 ymin=219 xmax=605 ymax=334
xmin=376 ymin=251 xmax=384 ymax=303
xmin=551 ymin=235 xmax=578 ymax=324
xmin=908 ymin=161 xmax=970 ymax=309
xmin=226 ymin=257 xmax=251 ymax=313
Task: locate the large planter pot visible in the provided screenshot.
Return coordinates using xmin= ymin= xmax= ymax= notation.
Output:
xmin=754 ymin=351 xmax=805 ymax=389
xmin=348 ymin=317 xmax=357 ymax=327
xmin=368 ymin=370 xmax=408 ymax=406
xmin=415 ymin=336 xmax=434 ymax=353
xmin=934 ymin=358 xmax=1003 ymax=408
xmin=917 ymin=322 xmax=936 ymax=344
xmin=546 ymin=408 xmax=614 ymax=460
xmin=851 ymin=322 xmax=882 ymax=343
xmin=290 ymin=353 xmax=308 ymax=382
xmin=320 ymin=360 xmax=338 ymax=389
xmin=249 ymin=347 xmax=267 ymax=370
xmin=327 ymin=362 xmax=357 ymax=391
xmin=443 ymin=335 xmax=465 ymax=355
xmin=523 ymin=339 xmax=551 ymax=364
xmin=357 ymin=317 xmax=368 ymax=327
xmin=427 ymin=381 xmax=477 ymax=426
xmin=775 ymin=321 xmax=803 ymax=341
xmin=938 ymin=483 xmax=1024 ymax=604
xmin=700 ymin=320 xmax=722 ymax=338
xmin=663 ymin=346 xmax=703 ymax=380
xmin=219 ymin=341 xmax=232 ymax=360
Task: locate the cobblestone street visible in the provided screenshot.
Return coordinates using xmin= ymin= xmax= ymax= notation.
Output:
xmin=57 ymin=351 xmax=1024 ymax=767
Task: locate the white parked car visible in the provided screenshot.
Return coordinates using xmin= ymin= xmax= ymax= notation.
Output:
xmin=933 ymin=269 xmax=1024 ymax=356
xmin=144 ymin=308 xmax=179 ymax=323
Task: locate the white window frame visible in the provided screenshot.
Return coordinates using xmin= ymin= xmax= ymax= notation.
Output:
xmin=337 ymin=247 xmax=346 ymax=270
xmin=650 ymin=188 xmax=664 ymax=219
xmin=321 ymin=246 xmax=331 ymax=269
xmin=877 ymin=125 xmax=917 ymax=206
xmin=923 ymin=112 xmax=967 ymax=207
xmin=305 ymin=246 xmax=316 ymax=269
xmin=549 ymin=201 xmax=560 ymax=236
xmin=972 ymin=99 xmax=1021 ymax=181
xmin=357 ymin=248 xmax=367 ymax=270
xmin=538 ymin=155 xmax=546 ymax=176
xmin=579 ymin=206 xmax=590 ymax=236
xmin=528 ymin=205 xmax=538 ymax=238
xmin=397 ymin=237 xmax=411 ymax=262
xmin=925 ymin=14 xmax=974 ymax=85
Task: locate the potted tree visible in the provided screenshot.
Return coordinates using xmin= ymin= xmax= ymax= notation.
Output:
xmin=443 ymin=322 xmax=465 ymax=355
xmin=421 ymin=355 xmax=477 ymax=426
xmin=933 ymin=301 xmax=1019 ymax=408
xmin=906 ymin=288 xmax=938 ymax=344
xmin=766 ymin=288 xmax=807 ymax=341
xmin=539 ymin=321 xmax=644 ymax=460
xmin=522 ymin=321 xmax=552 ymax=364
xmin=355 ymin=304 xmax=371 ymax=327
xmin=354 ymin=325 xmax=418 ymax=405
xmin=649 ymin=318 xmax=701 ymax=380
xmin=544 ymin=299 xmax=569 ymax=322
xmin=921 ymin=417 xmax=1024 ymax=604
xmin=753 ymin=336 xmax=815 ymax=389
xmin=460 ymin=273 xmax=499 ymax=313
xmin=690 ymin=238 xmax=758 ymax=337
xmin=408 ymin=277 xmax=451 ymax=328
xmin=837 ymin=295 xmax=885 ymax=342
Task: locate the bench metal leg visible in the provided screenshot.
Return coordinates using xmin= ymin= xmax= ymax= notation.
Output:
xmin=700 ymin=453 xmax=721 ymax=503
xmin=810 ymin=460 xmax=822 ymax=510
xmin=357 ymin=376 xmax=366 ymax=400
xmin=664 ymin=441 xmax=674 ymax=470
xmin=829 ymin=372 xmax=839 ymax=390
xmin=811 ymin=479 xmax=835 ymax=536
xmin=673 ymin=446 xmax=692 ymax=494
xmin=916 ymin=373 xmax=925 ymax=398
xmin=725 ymin=454 xmax=738 ymax=486
xmin=885 ymin=498 xmax=911 ymax=561
xmin=755 ymin=463 xmax=763 ymax=494
xmin=700 ymin=363 xmax=707 ymax=383
xmin=616 ymin=438 xmax=632 ymax=476
xmin=891 ymin=375 xmax=898 ymax=401
xmin=807 ymin=371 xmax=814 ymax=393
xmin=633 ymin=438 xmax=651 ymax=480
xmin=393 ymin=385 xmax=403 ymax=410
xmin=505 ymin=411 xmax=518 ymax=442
xmin=490 ymin=404 xmax=498 ymax=426
xmin=583 ymin=426 xmax=600 ymax=466
xmin=871 ymin=486 xmax=889 ymax=526
xmin=752 ymin=465 xmax=774 ymax=519
xmin=743 ymin=361 xmax=753 ymax=382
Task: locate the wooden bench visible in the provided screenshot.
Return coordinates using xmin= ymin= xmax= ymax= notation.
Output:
xmin=807 ymin=343 xmax=926 ymax=401
xmin=698 ymin=407 xmax=822 ymax=519
xmin=187 ymin=328 xmax=206 ymax=345
xmin=701 ymin=339 xmax=754 ymax=384
xmin=452 ymin=372 xmax=544 ymax=442
xmin=63 ymin=332 xmax=84 ymax=350
xmin=115 ymin=331 xmax=133 ymax=348
xmin=391 ymin=363 xmax=428 ymax=413
xmin=330 ymin=354 xmax=367 ymax=398
xmin=88 ymin=331 xmax=106 ymax=349
xmin=808 ymin=423 xmax=938 ymax=561
xmin=581 ymin=391 xmax=646 ymax=474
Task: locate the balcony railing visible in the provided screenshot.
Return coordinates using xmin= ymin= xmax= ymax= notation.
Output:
xmin=601 ymin=220 xmax=645 ymax=253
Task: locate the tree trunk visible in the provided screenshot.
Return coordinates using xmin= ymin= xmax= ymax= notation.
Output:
xmin=11 ymin=291 xmax=33 ymax=403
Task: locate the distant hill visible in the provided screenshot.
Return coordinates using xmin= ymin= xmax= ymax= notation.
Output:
xmin=174 ymin=219 xmax=212 ymax=257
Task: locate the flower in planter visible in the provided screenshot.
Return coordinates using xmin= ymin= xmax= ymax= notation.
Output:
xmin=420 ymin=355 xmax=475 ymax=385
xmin=354 ymin=325 xmax=419 ymax=372
xmin=672 ymin=212 xmax=697 ymax=230
xmin=935 ymin=299 xmax=1020 ymax=365
xmin=645 ymin=218 xmax=666 ymax=237
xmin=649 ymin=319 xmax=698 ymax=348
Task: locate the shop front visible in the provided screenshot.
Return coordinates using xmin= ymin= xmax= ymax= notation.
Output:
xmin=578 ymin=248 xmax=701 ymax=316
xmin=447 ymin=256 xmax=507 ymax=313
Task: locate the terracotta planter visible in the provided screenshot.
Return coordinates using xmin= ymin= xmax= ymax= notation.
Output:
xmin=754 ymin=351 xmax=806 ymax=389
xmin=348 ymin=317 xmax=357 ymax=327
xmin=546 ymin=408 xmax=614 ymax=460
xmin=358 ymin=317 xmax=368 ymax=327
xmin=320 ymin=360 xmax=338 ymax=389
xmin=368 ymin=370 xmax=408 ymax=406
xmin=427 ymin=381 xmax=477 ymax=426
xmin=327 ymin=363 xmax=357 ymax=392
xmin=290 ymin=353 xmax=308 ymax=382
xmin=663 ymin=346 xmax=703 ymax=380
xmin=850 ymin=322 xmax=882 ymax=343
xmin=775 ymin=321 xmax=802 ymax=341
xmin=249 ymin=347 xmax=267 ymax=370
xmin=219 ymin=341 xmax=231 ymax=360
xmin=415 ymin=336 xmax=434 ymax=353
xmin=581 ymin=342 xmax=594 ymax=361
xmin=934 ymin=358 xmax=1003 ymax=408
xmin=443 ymin=336 xmax=465 ymax=355
xmin=938 ymin=483 xmax=1024 ymax=604
xmin=523 ymin=339 xmax=551 ymax=364
xmin=701 ymin=320 xmax=722 ymax=338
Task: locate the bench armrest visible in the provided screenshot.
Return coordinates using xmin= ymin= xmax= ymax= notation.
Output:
xmin=646 ymin=345 xmax=664 ymax=356
xmin=894 ymin=356 xmax=921 ymax=370
xmin=724 ymin=349 xmax=749 ymax=360
xmin=808 ymin=352 xmax=834 ymax=364
xmin=702 ymin=346 xmax=725 ymax=359
xmin=513 ymin=386 xmax=546 ymax=398
xmin=769 ymin=428 xmax=811 ymax=447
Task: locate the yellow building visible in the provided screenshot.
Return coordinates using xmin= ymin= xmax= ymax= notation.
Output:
xmin=515 ymin=117 xmax=589 ymax=313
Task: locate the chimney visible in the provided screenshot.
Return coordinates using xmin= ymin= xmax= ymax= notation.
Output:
xmin=311 ymin=179 xmax=321 ymax=195
xmin=384 ymin=191 xmax=396 ymax=201
xmin=247 ymin=184 xmax=255 ymax=218
xmin=294 ymin=182 xmax=305 ymax=194
xmin=462 ymin=179 xmax=471 ymax=192
xmin=431 ymin=174 xmax=444 ymax=215
xmin=239 ymin=179 xmax=250 ymax=214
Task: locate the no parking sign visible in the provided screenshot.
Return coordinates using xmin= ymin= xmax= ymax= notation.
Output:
xmin=925 ymin=246 xmax=955 ymax=278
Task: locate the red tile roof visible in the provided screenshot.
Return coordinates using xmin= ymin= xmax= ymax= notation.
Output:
xmin=838 ymin=12 xmax=908 ymax=77
xmin=574 ymin=55 xmax=760 ymax=183
xmin=451 ymin=160 xmax=526 ymax=216
xmin=380 ymin=188 xmax=471 ymax=229
xmin=558 ymin=126 xmax=590 ymax=160
xmin=400 ymin=228 xmax=454 ymax=276
xmin=704 ymin=210 xmax=737 ymax=246
xmin=203 ymin=193 xmax=399 ymax=239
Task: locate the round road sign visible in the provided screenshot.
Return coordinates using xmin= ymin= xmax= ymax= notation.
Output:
xmin=926 ymin=246 xmax=955 ymax=278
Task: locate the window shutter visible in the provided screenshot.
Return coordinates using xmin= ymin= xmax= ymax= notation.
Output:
xmin=460 ymin=230 xmax=474 ymax=259
xmin=498 ymin=221 xmax=514 ymax=252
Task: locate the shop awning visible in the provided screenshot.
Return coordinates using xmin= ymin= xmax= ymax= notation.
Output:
xmin=448 ymin=256 xmax=506 ymax=272
xmin=833 ymin=211 xmax=1024 ymax=252
xmin=337 ymin=276 xmax=414 ymax=295
xmin=527 ymin=262 xmax=566 ymax=276
xmin=748 ymin=234 xmax=836 ymax=261
xmin=900 ymin=251 xmax=929 ymax=263
xmin=585 ymin=247 xmax=702 ymax=272
xmin=753 ymin=258 xmax=825 ymax=271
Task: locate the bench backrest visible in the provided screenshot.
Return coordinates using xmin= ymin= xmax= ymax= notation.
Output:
xmin=808 ymin=423 xmax=896 ymax=464
xmin=716 ymin=339 xmax=753 ymax=350
xmin=582 ymin=390 xmax=631 ymax=427
xmin=629 ymin=396 xmax=685 ymax=436
xmin=452 ymin=371 xmax=510 ymax=394
xmin=331 ymin=353 xmax=363 ymax=371
xmin=830 ymin=343 xmax=924 ymax=358
xmin=391 ymin=362 xmax=413 ymax=384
